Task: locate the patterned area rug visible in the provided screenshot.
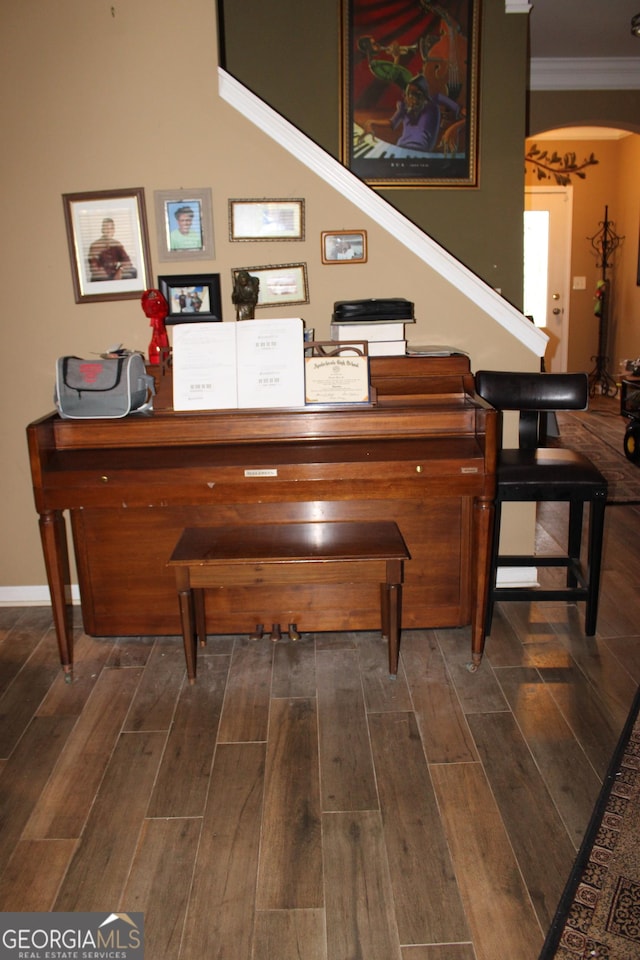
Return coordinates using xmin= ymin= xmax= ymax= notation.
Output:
xmin=552 ymin=399 xmax=640 ymax=504
xmin=539 ymin=686 xmax=640 ymax=959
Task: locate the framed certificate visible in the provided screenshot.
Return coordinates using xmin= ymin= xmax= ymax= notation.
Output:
xmin=305 ymin=354 xmax=370 ymax=404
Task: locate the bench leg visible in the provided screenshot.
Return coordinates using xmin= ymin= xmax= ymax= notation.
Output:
xmin=381 ymin=581 xmax=402 ymax=679
xmin=177 ymin=587 xmax=198 ymax=684
xmin=193 ymin=589 xmax=207 ymax=648
xmin=388 ymin=583 xmax=401 ymax=678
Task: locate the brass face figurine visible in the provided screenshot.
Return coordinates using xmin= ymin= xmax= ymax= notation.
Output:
xmin=232 ymin=270 xmax=260 ymax=321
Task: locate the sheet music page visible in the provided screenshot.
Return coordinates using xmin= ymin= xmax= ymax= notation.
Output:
xmin=236 ymin=318 xmax=305 ymax=408
xmin=172 ymin=322 xmax=238 ymax=410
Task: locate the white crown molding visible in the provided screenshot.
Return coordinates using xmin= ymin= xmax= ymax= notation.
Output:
xmin=530 ymin=57 xmax=640 ymax=91
xmin=218 ymin=69 xmax=546 ymax=358
xmin=505 ymin=1 xmax=532 ymax=13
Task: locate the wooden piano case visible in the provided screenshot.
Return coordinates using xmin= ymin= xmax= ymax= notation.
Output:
xmin=27 ymin=355 xmax=496 ymax=670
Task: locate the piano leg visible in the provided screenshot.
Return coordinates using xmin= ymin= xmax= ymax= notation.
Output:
xmin=39 ymin=510 xmax=73 ymax=680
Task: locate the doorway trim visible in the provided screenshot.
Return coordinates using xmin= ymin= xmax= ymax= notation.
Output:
xmin=525 ymin=184 xmax=573 ymax=372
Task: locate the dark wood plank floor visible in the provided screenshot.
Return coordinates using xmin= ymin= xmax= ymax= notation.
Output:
xmin=1 ymin=500 xmax=639 ymax=960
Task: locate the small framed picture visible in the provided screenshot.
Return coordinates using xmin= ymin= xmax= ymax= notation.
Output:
xmin=154 ymin=188 xmax=214 ymax=262
xmin=62 ymin=187 xmax=151 ymax=303
xmin=158 ymin=273 xmax=222 ymax=324
xmin=321 ymin=230 xmax=368 ymax=264
xmin=229 ymin=198 xmax=305 ymax=241
xmin=231 ymin=263 xmax=309 ymax=308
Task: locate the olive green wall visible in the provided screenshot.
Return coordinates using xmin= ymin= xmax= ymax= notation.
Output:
xmin=221 ymin=0 xmax=530 ymax=309
xmin=528 ymin=90 xmax=640 ymax=138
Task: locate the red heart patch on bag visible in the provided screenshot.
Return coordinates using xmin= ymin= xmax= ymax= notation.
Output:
xmin=79 ymin=363 xmax=105 ymax=385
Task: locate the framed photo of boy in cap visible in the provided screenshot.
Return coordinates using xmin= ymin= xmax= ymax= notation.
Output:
xmin=341 ymin=0 xmax=480 ymax=187
xmin=154 ymin=188 xmax=215 ymax=262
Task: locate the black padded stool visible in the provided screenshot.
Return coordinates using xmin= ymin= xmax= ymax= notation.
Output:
xmin=475 ymin=371 xmax=608 ymax=637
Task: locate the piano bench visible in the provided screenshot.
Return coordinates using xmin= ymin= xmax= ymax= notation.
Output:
xmin=167 ymin=520 xmax=410 ymax=683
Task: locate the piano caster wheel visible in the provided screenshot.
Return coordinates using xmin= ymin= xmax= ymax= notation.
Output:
xmin=288 ymin=623 xmax=301 ymax=641
xmin=250 ymin=623 xmax=264 ymax=641
xmin=466 ymin=659 xmax=481 ymax=673
xmin=270 ymin=623 xmax=281 ymax=643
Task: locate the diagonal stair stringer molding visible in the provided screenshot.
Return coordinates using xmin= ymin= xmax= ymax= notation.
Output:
xmin=218 ymin=68 xmax=547 ymax=359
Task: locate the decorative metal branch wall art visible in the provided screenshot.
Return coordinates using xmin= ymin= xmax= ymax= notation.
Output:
xmin=525 ymin=145 xmax=599 ymax=185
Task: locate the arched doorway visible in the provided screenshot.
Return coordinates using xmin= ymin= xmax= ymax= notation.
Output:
xmin=524 ymin=125 xmax=640 ymax=379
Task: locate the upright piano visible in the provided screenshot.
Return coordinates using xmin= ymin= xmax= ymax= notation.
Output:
xmin=27 ymin=355 xmax=497 ymax=676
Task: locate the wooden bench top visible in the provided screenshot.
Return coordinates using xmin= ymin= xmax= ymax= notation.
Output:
xmin=168 ymin=521 xmax=410 ymax=566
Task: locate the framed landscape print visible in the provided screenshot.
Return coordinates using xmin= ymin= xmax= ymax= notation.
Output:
xmin=341 ymin=0 xmax=480 ymax=188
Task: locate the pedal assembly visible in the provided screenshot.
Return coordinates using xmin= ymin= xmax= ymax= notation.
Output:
xmin=249 ymin=623 xmax=301 ymax=642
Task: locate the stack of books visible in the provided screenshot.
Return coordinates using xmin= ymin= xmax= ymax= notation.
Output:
xmin=330 ymin=298 xmax=414 ymax=356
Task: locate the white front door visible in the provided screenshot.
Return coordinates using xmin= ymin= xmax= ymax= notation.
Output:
xmin=524 ymin=186 xmax=573 ymax=372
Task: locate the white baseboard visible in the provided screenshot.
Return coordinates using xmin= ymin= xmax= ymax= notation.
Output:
xmin=0 ymin=573 xmax=539 ymax=606
xmin=0 ymin=585 xmax=80 ymax=606
xmin=0 ymin=567 xmax=540 ymax=607
xmin=496 ymin=567 xmax=539 ymax=588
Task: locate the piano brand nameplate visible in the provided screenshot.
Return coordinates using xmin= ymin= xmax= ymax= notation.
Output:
xmin=244 ymin=469 xmax=278 ymax=477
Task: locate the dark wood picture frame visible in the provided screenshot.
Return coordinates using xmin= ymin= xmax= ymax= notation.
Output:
xmin=341 ymin=0 xmax=480 ymax=188
xmin=62 ymin=187 xmax=152 ymax=303
xmin=158 ymin=273 xmax=223 ymax=324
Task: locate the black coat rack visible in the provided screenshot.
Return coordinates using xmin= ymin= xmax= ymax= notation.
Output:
xmin=587 ymin=205 xmax=624 ymax=397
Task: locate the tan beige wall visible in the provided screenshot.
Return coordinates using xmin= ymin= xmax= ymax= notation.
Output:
xmin=0 ymin=0 xmax=534 ymax=591
xmin=525 ymin=135 xmax=640 ymax=374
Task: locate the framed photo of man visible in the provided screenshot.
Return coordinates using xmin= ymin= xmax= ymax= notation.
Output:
xmin=63 ymin=187 xmax=152 ymax=303
xmin=341 ymin=0 xmax=480 ymax=188
xmin=154 ymin=188 xmax=215 ymax=262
